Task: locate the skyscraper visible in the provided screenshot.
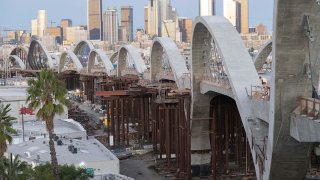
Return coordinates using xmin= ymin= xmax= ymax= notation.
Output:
xmin=240 ymin=0 xmax=249 ymax=33
xmin=179 ymin=18 xmax=193 ymax=43
xmin=121 ymin=6 xmax=133 ymax=42
xmin=103 ymin=7 xmax=118 ymax=45
xmin=87 ymin=0 xmax=103 ymax=40
xmin=31 ymin=19 xmax=38 ymax=36
xmin=66 ymin=26 xmax=88 ymax=44
xmin=61 ymin=19 xmax=72 ymax=41
xmin=147 ymin=0 xmax=161 ymax=36
xmin=223 ymin=0 xmax=248 ymax=33
xmin=144 ymin=6 xmax=149 ymax=34
xmin=199 ymin=0 xmax=215 ymax=16
xmin=37 ymin=10 xmax=48 ymax=38
xmin=161 ymin=0 xmax=172 ymax=21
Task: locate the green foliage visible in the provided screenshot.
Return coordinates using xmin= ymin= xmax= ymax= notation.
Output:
xmin=33 ymin=163 xmax=89 ymax=180
xmin=26 ymin=69 xmax=69 ymax=121
xmin=26 ymin=69 xmax=69 ymax=179
xmin=0 ymin=154 xmax=33 ymax=180
xmin=0 ymin=104 xmax=17 ymax=157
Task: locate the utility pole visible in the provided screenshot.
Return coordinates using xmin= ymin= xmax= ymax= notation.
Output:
xmin=21 ymin=106 xmax=25 ymax=142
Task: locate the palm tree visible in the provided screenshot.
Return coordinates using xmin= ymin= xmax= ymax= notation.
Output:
xmin=0 ymin=154 xmax=33 ymax=180
xmin=26 ymin=69 xmax=68 ymax=180
xmin=0 ymin=104 xmax=16 ymax=157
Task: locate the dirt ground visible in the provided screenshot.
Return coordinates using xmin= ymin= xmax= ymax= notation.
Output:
xmin=120 ymin=153 xmax=166 ymax=180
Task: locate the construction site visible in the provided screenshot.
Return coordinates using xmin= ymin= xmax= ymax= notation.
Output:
xmin=2 ymin=3 xmax=320 ymax=179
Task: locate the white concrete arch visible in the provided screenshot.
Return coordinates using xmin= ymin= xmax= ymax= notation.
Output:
xmin=10 ymin=45 xmax=29 ymax=56
xmin=87 ymin=49 xmax=114 ymax=76
xmin=58 ymin=50 xmax=83 ymax=73
xmin=254 ymin=40 xmax=272 ymax=70
xmin=191 ymin=16 xmax=262 ymax=178
xmin=117 ymin=45 xmax=147 ymax=77
xmin=265 ymin=1 xmax=319 ymax=179
xmin=9 ymin=55 xmax=26 ymax=69
xmin=27 ymin=40 xmax=54 ymax=70
xmin=73 ymin=40 xmax=95 ymax=55
xmin=110 ymin=51 xmax=118 ymax=63
xmin=150 ymin=37 xmax=190 ymax=89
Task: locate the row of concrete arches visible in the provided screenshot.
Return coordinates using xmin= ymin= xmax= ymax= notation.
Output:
xmin=9 ymin=10 xmax=312 ymax=179
xmin=10 ymin=38 xmax=190 ymax=89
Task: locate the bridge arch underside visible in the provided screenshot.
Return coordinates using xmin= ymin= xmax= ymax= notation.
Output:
xmin=87 ymin=49 xmax=114 ymax=76
xmin=151 ymin=42 xmax=177 ymax=89
xmin=10 ymin=47 xmax=28 ymax=67
xmin=191 ymin=16 xmax=262 ymax=179
xmin=117 ymin=45 xmax=147 ymax=79
xmin=118 ymin=50 xmax=138 ymax=79
xmin=207 ymin=95 xmax=256 ymax=178
xmin=59 ymin=51 xmax=83 ymax=73
xmin=73 ymin=41 xmax=93 ymax=68
xmin=150 ymin=37 xmax=190 ymax=90
xmin=9 ymin=55 xmax=26 ymax=70
xmin=27 ymin=40 xmax=53 ymax=70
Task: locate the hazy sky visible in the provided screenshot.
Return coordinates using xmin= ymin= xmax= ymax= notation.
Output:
xmin=0 ymin=0 xmax=274 ymax=32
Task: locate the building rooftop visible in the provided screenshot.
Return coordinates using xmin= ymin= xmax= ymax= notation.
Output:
xmin=0 ymin=86 xmax=27 ymax=101
xmin=12 ymin=119 xmax=87 ymax=144
xmin=7 ymin=138 xmax=117 ymax=166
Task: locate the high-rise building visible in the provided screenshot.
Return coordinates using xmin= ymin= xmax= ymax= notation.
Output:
xmin=37 ymin=10 xmax=48 ymax=38
xmin=240 ymin=0 xmax=248 ymax=33
xmin=31 ymin=19 xmax=38 ymax=36
xmin=199 ymin=0 xmax=215 ymax=16
xmin=147 ymin=0 xmax=161 ymax=36
xmin=20 ymin=32 xmax=31 ymax=44
xmin=162 ymin=20 xmax=176 ymax=40
xmin=144 ymin=6 xmax=149 ymax=34
xmin=103 ymin=7 xmax=118 ymax=45
xmin=179 ymin=18 xmax=193 ymax=43
xmin=7 ymin=31 xmax=16 ymax=42
xmin=161 ymin=0 xmax=172 ymax=21
xmin=121 ymin=6 xmax=133 ymax=42
xmin=171 ymin=7 xmax=181 ymax=42
xmin=60 ymin=19 xmax=72 ymax=40
xmin=15 ymin=30 xmax=24 ymax=42
xmin=66 ymin=26 xmax=88 ymax=44
xmin=223 ymin=0 xmax=248 ymax=33
xmin=87 ymin=0 xmax=103 ymax=40
xmin=44 ymin=27 xmax=63 ymax=44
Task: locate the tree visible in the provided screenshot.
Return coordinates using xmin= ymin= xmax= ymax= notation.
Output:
xmin=26 ymin=69 xmax=68 ymax=180
xmin=0 ymin=104 xmax=16 ymax=157
xmin=33 ymin=163 xmax=89 ymax=180
xmin=0 ymin=154 xmax=33 ymax=180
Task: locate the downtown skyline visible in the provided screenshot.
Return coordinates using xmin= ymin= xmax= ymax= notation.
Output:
xmin=0 ymin=0 xmax=273 ymax=33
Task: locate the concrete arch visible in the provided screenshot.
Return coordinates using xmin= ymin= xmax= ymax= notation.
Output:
xmin=73 ymin=40 xmax=95 ymax=54
xmin=265 ymin=1 xmax=319 ymax=179
xmin=117 ymin=45 xmax=147 ymax=77
xmin=58 ymin=51 xmax=83 ymax=73
xmin=150 ymin=37 xmax=190 ymax=89
xmin=27 ymin=40 xmax=54 ymax=70
xmin=9 ymin=55 xmax=26 ymax=69
xmin=10 ymin=45 xmax=29 ymax=68
xmin=254 ymin=40 xmax=272 ymax=70
xmin=191 ymin=16 xmax=261 ymax=178
xmin=110 ymin=51 xmax=118 ymax=63
xmin=10 ymin=45 xmax=29 ymax=56
xmin=87 ymin=49 xmax=114 ymax=76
